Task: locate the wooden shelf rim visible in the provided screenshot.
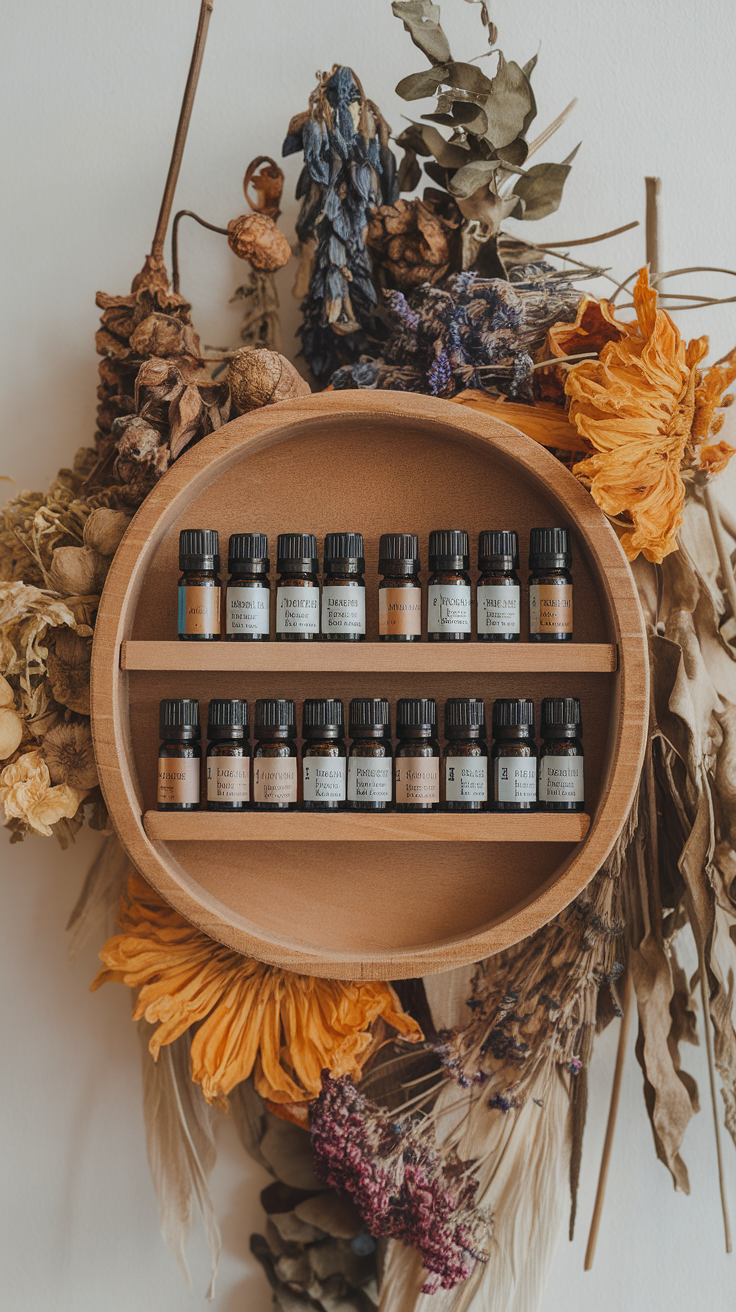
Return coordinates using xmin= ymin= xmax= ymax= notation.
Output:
xmin=143 ymin=809 xmax=591 ymax=843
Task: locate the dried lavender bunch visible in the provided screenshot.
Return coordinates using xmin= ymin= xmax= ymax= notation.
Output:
xmin=283 ymin=65 xmax=399 ymax=382
xmin=310 ymin=1071 xmax=492 ymax=1294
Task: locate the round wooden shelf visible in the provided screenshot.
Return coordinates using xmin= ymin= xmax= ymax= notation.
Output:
xmin=91 ymin=391 xmax=648 ymax=980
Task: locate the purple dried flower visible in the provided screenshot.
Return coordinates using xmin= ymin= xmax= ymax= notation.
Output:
xmin=310 ymin=1072 xmax=492 ymax=1293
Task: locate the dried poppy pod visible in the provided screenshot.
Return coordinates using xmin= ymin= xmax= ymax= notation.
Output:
xmin=227 ymin=348 xmax=310 ymax=415
xmin=227 ymin=214 xmax=292 ymax=272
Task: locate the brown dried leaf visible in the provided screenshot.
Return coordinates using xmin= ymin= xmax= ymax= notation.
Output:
xmin=168 ymin=384 xmax=203 ymax=460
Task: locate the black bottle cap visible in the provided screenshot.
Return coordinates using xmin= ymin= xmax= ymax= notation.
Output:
xmin=207 ymin=698 xmax=248 ymax=736
xmin=529 ymin=527 xmax=571 ymax=570
xmin=228 ymin=533 xmax=269 ymax=575
xmin=397 ymin=697 xmax=437 ymax=731
xmin=348 ymin=697 xmax=391 ymax=734
xmin=541 ymin=696 xmax=581 ymax=737
xmin=444 ymin=697 xmax=486 ymax=734
xmin=428 ymin=529 xmax=470 ymax=572
xmin=378 ymin=533 xmax=420 ymax=575
xmin=323 ymin=533 xmax=365 ymax=572
xmin=492 ymin=698 xmax=535 ymax=730
xmin=254 ymin=698 xmax=296 ymax=736
xmin=179 ymin=529 xmax=220 ymax=572
xmin=159 ymin=698 xmax=200 ymax=739
xmin=302 ymin=697 xmax=344 ymax=738
xmin=479 ymin=530 xmax=519 ymax=570
xmin=276 ymin=533 xmax=318 ymax=575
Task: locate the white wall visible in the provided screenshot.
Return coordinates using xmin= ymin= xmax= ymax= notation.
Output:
xmin=2 ymin=1 xmax=736 ymax=1308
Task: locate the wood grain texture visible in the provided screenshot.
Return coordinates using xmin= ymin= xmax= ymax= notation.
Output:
xmin=90 ymin=390 xmax=649 ymax=980
xmin=122 ymin=640 xmax=617 ymax=674
xmin=143 ymin=810 xmax=591 ymax=843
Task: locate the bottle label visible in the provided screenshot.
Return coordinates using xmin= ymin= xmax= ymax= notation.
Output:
xmin=477 ymin=584 xmax=520 ymax=635
xmin=178 ymin=585 xmax=221 ymax=636
xmin=395 ymin=757 xmax=439 ymax=805
xmin=494 ymin=756 xmax=537 ymax=804
xmin=253 ymin=756 xmax=297 ymax=804
xmin=322 ymin=586 xmax=366 ymax=635
xmin=427 ymin=583 xmax=471 ymax=633
xmin=445 ymin=756 xmax=487 ymax=802
xmin=539 ymin=754 xmax=584 ymax=803
xmin=207 ymin=758 xmax=250 ymax=803
xmin=379 ymin=586 xmax=422 ymax=636
xmin=303 ymin=756 xmax=346 ymax=802
xmin=226 ymin=585 xmax=269 ymax=635
xmin=529 ymin=583 xmax=573 ymax=635
xmin=348 ymin=756 xmax=392 ymax=803
xmin=157 ymin=756 xmax=199 ymax=806
xmin=276 ymin=585 xmax=319 ymax=634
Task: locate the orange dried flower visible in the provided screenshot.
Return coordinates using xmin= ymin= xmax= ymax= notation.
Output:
xmin=92 ymin=873 xmax=423 ymax=1109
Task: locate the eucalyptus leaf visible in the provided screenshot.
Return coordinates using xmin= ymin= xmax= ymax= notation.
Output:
xmin=563 ymin=140 xmax=582 ymax=166
xmin=484 ymin=54 xmax=535 ymax=148
xmin=451 ymin=101 xmax=489 ymax=135
xmin=511 ymin=161 xmax=573 ymax=221
xmin=447 ymin=159 xmax=502 ymax=199
xmin=522 ymin=50 xmax=539 ymax=79
xmin=417 ymin=122 xmax=473 ymax=169
xmin=496 ymin=135 xmax=529 ymax=166
xmin=391 ymin=1 xmax=452 ymax=65
xmin=394 ymin=123 xmax=433 ymax=156
xmin=396 ymin=66 xmax=448 ymax=101
xmin=445 ymin=60 xmax=496 ymax=95
xmin=421 ymin=112 xmax=457 ymax=126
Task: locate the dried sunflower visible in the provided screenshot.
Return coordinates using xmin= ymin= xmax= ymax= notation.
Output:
xmin=93 ymin=874 xmax=423 ymax=1110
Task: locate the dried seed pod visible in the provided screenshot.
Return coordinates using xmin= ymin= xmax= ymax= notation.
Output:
xmin=42 ymin=720 xmax=98 ymax=791
xmin=227 ymin=215 xmax=292 ymax=272
xmin=0 ymin=674 xmax=14 ymax=709
xmin=83 ymin=508 xmax=131 ymax=557
xmin=49 ymin=546 xmax=109 ymax=598
xmin=0 ymin=707 xmax=23 ymax=760
xmin=129 ymin=313 xmax=198 ymax=358
xmin=227 ymin=348 xmax=311 ymax=414
xmin=46 ymin=630 xmax=92 ymax=715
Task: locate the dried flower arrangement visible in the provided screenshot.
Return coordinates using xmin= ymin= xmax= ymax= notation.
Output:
xmin=3 ymin=1 xmax=736 ymax=1309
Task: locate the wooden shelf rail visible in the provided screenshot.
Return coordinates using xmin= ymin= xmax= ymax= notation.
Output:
xmin=143 ymin=810 xmax=591 ymax=843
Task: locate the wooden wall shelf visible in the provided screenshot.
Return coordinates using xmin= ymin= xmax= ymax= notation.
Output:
xmin=143 ymin=810 xmax=591 ymax=844
xmin=122 ymin=640 xmax=617 ymax=675
xmin=91 ymin=391 xmax=648 ymax=980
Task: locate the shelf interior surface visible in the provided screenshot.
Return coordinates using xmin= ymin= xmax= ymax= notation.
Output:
xmin=144 ymin=810 xmax=591 ymax=842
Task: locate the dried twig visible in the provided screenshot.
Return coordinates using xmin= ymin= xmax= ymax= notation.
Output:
xmin=584 ymin=970 xmax=632 ymax=1271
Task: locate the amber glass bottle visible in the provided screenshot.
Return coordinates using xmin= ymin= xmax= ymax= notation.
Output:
xmin=347 ymin=698 xmax=393 ymax=811
xmin=538 ymin=696 xmax=584 ymax=812
xmin=378 ymin=533 xmax=422 ymax=642
xmin=301 ymin=698 xmax=346 ymax=811
xmin=491 ymin=698 xmax=537 ymax=811
xmin=157 ymin=699 xmax=200 ymax=810
xmin=275 ymin=533 xmax=320 ymax=641
xmin=427 ymin=529 xmax=471 ymax=642
xmin=394 ymin=697 xmax=440 ymax=812
xmin=528 ymin=528 xmax=573 ymax=643
xmin=252 ymin=699 xmax=298 ymax=810
xmin=225 ymin=533 xmax=270 ymax=641
xmin=443 ymin=698 xmax=488 ymax=812
xmin=206 ymin=699 xmax=250 ymax=811
xmin=177 ymin=529 xmax=221 ymax=641
xmin=321 ymin=533 xmax=365 ymax=641
xmin=476 ymin=530 xmax=520 ymax=642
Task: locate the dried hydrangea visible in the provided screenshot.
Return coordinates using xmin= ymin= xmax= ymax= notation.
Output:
xmin=310 ymin=1072 xmax=491 ymax=1293
xmin=0 ymin=749 xmax=84 ymax=836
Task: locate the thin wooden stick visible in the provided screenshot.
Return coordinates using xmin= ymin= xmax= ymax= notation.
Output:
xmin=703 ymin=483 xmax=736 ymax=627
xmin=698 ymin=952 xmax=733 ymax=1253
xmin=584 ymin=970 xmax=633 ymax=1271
xmin=645 ymin=176 xmax=661 ymax=276
xmin=150 ymin=0 xmax=214 ymax=264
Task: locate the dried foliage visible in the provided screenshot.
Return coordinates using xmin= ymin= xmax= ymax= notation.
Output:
xmin=366 ymin=193 xmax=463 ymax=291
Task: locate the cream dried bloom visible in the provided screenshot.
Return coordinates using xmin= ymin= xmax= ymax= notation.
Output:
xmin=0 ymin=749 xmax=84 ymax=836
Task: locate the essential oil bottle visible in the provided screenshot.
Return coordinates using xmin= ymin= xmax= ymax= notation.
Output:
xmin=225 ymin=533 xmax=270 ymax=641
xmin=252 ymin=698 xmax=298 ymax=810
xmin=491 ymin=699 xmax=537 ymax=811
xmin=275 ymin=533 xmax=320 ymax=641
xmin=177 ymin=529 xmax=221 ymax=640
xmin=347 ymin=697 xmax=393 ymax=811
xmin=477 ymin=530 xmax=521 ymax=642
xmin=528 ymin=528 xmax=573 ymax=642
xmin=378 ymin=533 xmax=422 ymax=642
xmin=394 ymin=697 xmax=440 ymax=812
xmin=539 ymin=697 xmax=584 ymax=812
xmin=301 ymin=698 xmax=346 ymax=811
xmin=427 ymin=529 xmax=472 ymax=642
xmin=157 ymin=699 xmax=200 ymax=810
xmin=206 ymin=699 xmax=250 ymax=810
xmin=443 ymin=698 xmax=488 ymax=812
xmin=321 ymin=533 xmax=366 ymax=641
